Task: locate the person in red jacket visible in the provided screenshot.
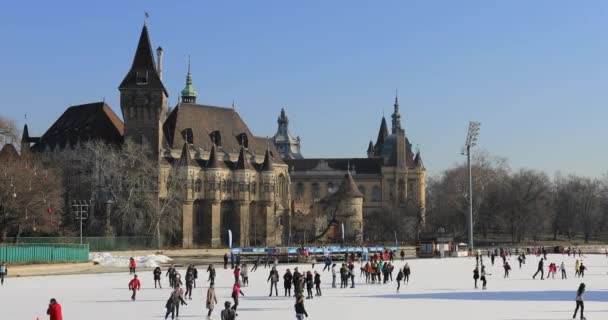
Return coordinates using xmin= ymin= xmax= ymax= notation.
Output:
xmin=47 ymin=298 xmax=62 ymax=320
xmin=129 ymin=257 xmax=137 ymax=274
xmin=129 ymin=274 xmax=141 ymax=300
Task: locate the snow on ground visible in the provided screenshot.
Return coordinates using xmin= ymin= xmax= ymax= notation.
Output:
xmin=89 ymin=252 xmax=173 ymax=268
xmin=1 ymin=253 xmax=607 ymax=320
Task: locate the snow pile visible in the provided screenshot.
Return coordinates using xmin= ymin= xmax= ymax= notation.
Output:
xmin=89 ymin=252 xmax=172 ymax=268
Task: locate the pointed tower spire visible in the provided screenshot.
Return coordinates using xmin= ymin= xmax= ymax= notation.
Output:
xmin=181 ymin=55 xmax=197 ymax=103
xmin=235 ymin=146 xmax=253 ymax=170
xmin=21 ymin=123 xmax=30 ymax=155
xmin=261 ymin=147 xmax=274 ymax=171
xmin=374 ymin=116 xmax=389 ymax=155
xmin=391 ymin=89 xmax=402 ymax=134
xmin=367 ymin=140 xmax=374 ymax=158
xmin=119 ymin=23 xmax=168 ymax=95
xmin=207 ymin=144 xmax=221 ymax=169
xmin=178 ymin=142 xmax=192 ymax=167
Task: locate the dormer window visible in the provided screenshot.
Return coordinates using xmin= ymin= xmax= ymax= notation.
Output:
xmin=236 ymin=133 xmax=249 ymax=148
xmin=210 ymin=130 xmax=222 ymax=147
xmin=136 ymin=71 xmax=148 ymax=84
xmin=182 ymin=128 xmax=194 ymax=144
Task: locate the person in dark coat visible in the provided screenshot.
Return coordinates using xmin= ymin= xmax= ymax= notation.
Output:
xmin=221 ymin=301 xmax=237 ymax=320
xmin=267 ymin=266 xmax=279 ymax=297
xmin=295 ymin=295 xmax=309 ymax=320
xmin=284 ymin=269 xmax=293 ymax=297
xmin=166 ymin=264 xmax=177 ymax=287
xmin=223 ymin=253 xmax=228 ymax=269
xmin=573 ymin=283 xmax=586 ymax=320
xmin=403 ymin=263 xmax=411 ymax=283
xmin=164 ymin=287 xmax=187 ymax=320
xmin=305 ymin=271 xmax=314 ymax=299
xmin=314 ymin=271 xmax=322 ymax=296
xmin=473 ymin=266 xmax=480 ymax=289
xmin=533 ymin=258 xmax=544 ymax=280
xmin=153 ymin=266 xmax=162 ymax=288
xmin=192 ymin=265 xmax=198 ymax=288
xmin=503 ymin=262 xmax=511 ymax=278
xmin=207 ymin=264 xmax=216 ymax=285
xmin=293 ymin=268 xmax=303 ymax=296
xmin=185 ymin=269 xmax=194 ymax=300
xmin=396 ymin=269 xmax=404 ymax=292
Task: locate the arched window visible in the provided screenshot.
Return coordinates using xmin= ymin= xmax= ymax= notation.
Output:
xmin=296 ymin=182 xmax=304 ymax=199
xmin=311 ymin=182 xmax=320 ymax=199
xmin=358 ymin=185 xmax=366 ymax=201
xmin=372 ymin=185 xmax=382 ymax=202
xmin=239 ymin=182 xmax=245 ymax=192
xmin=194 ymin=179 xmax=202 ymax=193
xmin=182 ymin=128 xmax=194 ymax=144
xmin=210 ymin=130 xmax=222 ymax=146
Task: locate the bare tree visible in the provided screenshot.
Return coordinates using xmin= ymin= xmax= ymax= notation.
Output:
xmin=0 ymin=116 xmax=19 ymax=147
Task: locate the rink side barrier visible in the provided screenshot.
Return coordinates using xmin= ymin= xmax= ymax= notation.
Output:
xmin=0 ymin=243 xmax=89 ymax=263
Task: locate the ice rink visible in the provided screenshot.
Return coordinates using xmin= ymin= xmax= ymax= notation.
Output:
xmin=1 ymin=253 xmax=607 ymax=320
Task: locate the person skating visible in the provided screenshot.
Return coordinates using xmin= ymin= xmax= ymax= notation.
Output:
xmin=323 ymin=255 xmax=332 ymax=272
xmin=293 ymin=267 xmax=303 ymax=296
xmin=403 ymin=262 xmax=411 ymax=284
xmin=207 ymin=264 xmax=216 ymax=285
xmin=579 ymin=262 xmax=587 ymax=277
xmin=46 ymin=298 xmax=62 ymax=320
xmin=396 ymin=268 xmax=404 ymax=292
xmin=491 ymin=252 xmax=495 ymax=266
xmin=173 ymin=272 xmax=183 ymax=289
xmin=575 ymin=260 xmax=580 ymax=277
xmin=206 ymin=283 xmax=218 ymax=317
xmin=233 ymin=264 xmax=241 ymax=284
xmin=166 ymin=264 xmax=177 ymax=287
xmin=480 ymin=266 xmax=490 ymax=290
xmin=185 ymin=268 xmax=194 ymax=300
xmin=348 ymin=261 xmax=356 ymax=288
xmin=305 ymin=271 xmax=314 ymax=299
xmin=0 ymin=262 xmax=7 ymax=285
xmin=314 ymin=271 xmax=322 ymax=296
xmin=339 ymin=263 xmax=347 ymax=288
xmin=221 ymin=301 xmax=237 ymax=320
xmin=128 ymin=274 xmax=141 ymax=300
xmin=231 ymin=282 xmax=244 ymax=310
xmin=267 ymin=266 xmax=279 ymax=296
xmin=331 ymin=263 xmax=337 ymax=288
xmin=230 ymin=252 xmax=235 ymax=269
xmin=518 ymin=254 xmax=524 ymax=269
xmin=223 ymin=253 xmax=228 ymax=269
xmin=400 ymin=249 xmax=405 ymax=261
xmin=164 ymin=285 xmax=187 ymax=320
xmin=252 ymin=256 xmax=260 ymax=272
xmin=561 ymin=261 xmax=567 ymax=279
xmin=473 ymin=266 xmax=480 ymax=289
xmin=573 ymin=283 xmax=586 ymax=320
xmin=533 ymin=258 xmax=544 ymax=280
xmin=503 ymin=261 xmax=511 ymax=278
xmin=129 ymin=257 xmax=137 ymax=274
xmin=153 ymin=266 xmax=162 ymax=288
xmin=192 ymin=265 xmax=198 ymax=288
xmin=241 ymin=263 xmax=249 ymax=286
xmin=284 ymin=268 xmax=293 ymax=297
xmin=295 ymin=294 xmax=309 ymax=320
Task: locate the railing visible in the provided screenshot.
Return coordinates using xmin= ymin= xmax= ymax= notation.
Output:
xmin=0 ymin=243 xmax=89 ymax=263
xmin=14 ymin=236 xmax=163 ymax=252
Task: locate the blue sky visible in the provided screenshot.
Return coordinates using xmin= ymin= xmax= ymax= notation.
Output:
xmin=1 ymin=1 xmax=607 ymax=177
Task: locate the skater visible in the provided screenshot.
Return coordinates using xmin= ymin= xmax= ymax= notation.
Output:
xmin=340 ymin=263 xmax=348 ymax=288
xmin=518 ymin=254 xmax=523 ymax=268
xmin=46 ymin=298 xmax=63 ymax=320
xmin=221 ymin=301 xmax=237 ymax=320
xmin=560 ymin=261 xmax=567 ymax=279
xmin=192 ymin=265 xmax=198 ymax=288
xmin=293 ymin=267 xmax=303 ymax=296
xmin=348 ymin=261 xmax=356 ymax=288
xmin=267 ymin=266 xmax=279 ymax=296
xmin=241 ymin=263 xmax=249 ymax=286
xmin=185 ymin=268 xmax=194 ymax=299
xmin=129 ymin=257 xmax=137 ymax=274
xmin=572 ymin=283 xmax=586 ymax=320
xmin=230 ymin=252 xmax=235 ymax=269
xmin=575 ymin=260 xmax=580 ymax=277
xmin=533 ymin=258 xmax=544 ymax=280
xmin=403 ymin=262 xmax=411 ymax=283
xmin=295 ymin=295 xmax=309 ymax=320
xmin=166 ymin=264 xmax=177 ymax=287
xmin=314 ymin=271 xmax=322 ymax=296
xmin=233 ymin=264 xmax=241 ymax=284
xmin=284 ymin=268 xmax=293 ymax=297
xmin=252 ymin=256 xmax=260 ymax=272
xmin=331 ymin=263 xmax=337 ymax=288
xmin=473 ymin=266 xmax=480 ymax=288
xmin=206 ymin=283 xmax=218 ymax=317
xmin=579 ymin=262 xmax=587 ymax=277
xmin=481 ymin=266 xmax=490 ymax=289
xmin=503 ymin=261 xmax=511 ymax=278
xmin=128 ymin=274 xmax=141 ymax=300
xmin=231 ymin=282 xmax=244 ymax=311
xmin=164 ymin=286 xmax=187 ymax=320
xmin=0 ymin=262 xmax=6 ymax=285
xmin=400 ymin=249 xmax=405 ymax=261
xmin=396 ymin=268 xmax=404 ymax=292
xmin=323 ymin=255 xmax=332 ymax=272
xmin=223 ymin=253 xmax=228 ymax=269
xmin=173 ymin=272 xmax=183 ymax=289
xmin=153 ymin=266 xmax=162 ymax=288
xmin=305 ymin=271 xmax=314 ymax=299
xmin=491 ymin=252 xmax=495 ymax=265
xmin=207 ymin=264 xmax=216 ymax=285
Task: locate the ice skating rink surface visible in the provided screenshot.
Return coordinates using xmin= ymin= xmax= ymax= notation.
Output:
xmin=1 ymin=253 xmax=607 ymax=320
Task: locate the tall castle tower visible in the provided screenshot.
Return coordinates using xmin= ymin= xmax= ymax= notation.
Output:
xmin=118 ymin=23 xmax=168 ymax=160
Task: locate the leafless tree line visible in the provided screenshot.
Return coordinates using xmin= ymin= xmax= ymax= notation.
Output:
xmin=426 ymin=151 xmax=608 ymax=243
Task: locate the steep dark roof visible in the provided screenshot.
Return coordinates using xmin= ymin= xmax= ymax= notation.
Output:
xmin=285 ymin=158 xmax=383 ymax=174
xmin=0 ymin=143 xmax=20 ymax=161
xmin=163 ymin=102 xmax=284 ymax=165
xmin=261 ymin=149 xmax=274 ymax=171
xmin=118 ymin=24 xmax=168 ymax=96
xmin=367 ymin=141 xmax=374 ymax=153
xmin=206 ymin=144 xmax=222 ymax=169
xmin=324 ymin=172 xmax=364 ymax=201
xmin=235 ymin=146 xmax=254 ymax=170
xmin=178 ymin=143 xmax=192 ymax=167
xmin=32 ymin=102 xmax=124 ymax=152
xmin=374 ymin=117 xmax=388 ymax=156
xmin=414 ymin=151 xmax=424 ymax=168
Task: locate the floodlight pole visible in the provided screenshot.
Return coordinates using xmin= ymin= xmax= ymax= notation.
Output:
xmin=463 ymin=121 xmax=480 ymax=251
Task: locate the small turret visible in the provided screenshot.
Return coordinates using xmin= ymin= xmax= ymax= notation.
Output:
xmin=261 ymin=148 xmax=274 ymax=172
xmin=235 ymin=146 xmax=254 ymax=170
xmin=206 ymin=144 xmax=221 ymax=169
xmin=181 ymin=56 xmax=197 ymax=103
xmin=391 ymin=90 xmax=402 ymax=134
xmin=178 ymin=142 xmax=192 ymax=167
xmin=366 ymin=140 xmax=374 ymax=158
xmin=21 ymin=124 xmax=30 ymax=155
xmin=374 ymin=116 xmax=388 ymax=156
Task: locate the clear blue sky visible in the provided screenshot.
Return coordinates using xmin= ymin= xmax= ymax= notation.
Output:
xmin=1 ymin=1 xmax=607 ymax=177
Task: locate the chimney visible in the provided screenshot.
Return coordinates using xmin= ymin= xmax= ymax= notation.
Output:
xmin=156 ymin=46 xmax=163 ymax=80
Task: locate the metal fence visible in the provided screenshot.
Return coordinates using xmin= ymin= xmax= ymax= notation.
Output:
xmin=15 ymin=236 xmax=163 ymax=252
xmin=0 ymin=243 xmax=89 ymax=263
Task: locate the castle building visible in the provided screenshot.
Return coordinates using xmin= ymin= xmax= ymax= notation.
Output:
xmin=276 ymin=95 xmax=426 ymax=242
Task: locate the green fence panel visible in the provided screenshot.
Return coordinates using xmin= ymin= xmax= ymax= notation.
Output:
xmin=0 ymin=243 xmax=89 ymax=263
xmin=15 ymin=236 xmax=163 ymax=251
